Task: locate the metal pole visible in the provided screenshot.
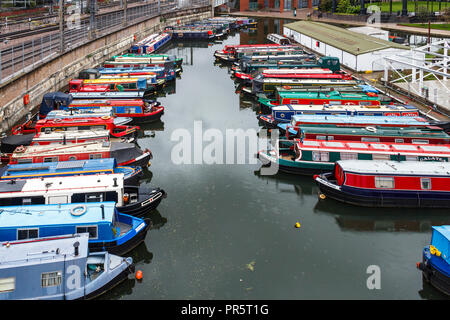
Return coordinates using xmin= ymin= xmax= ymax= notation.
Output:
xmin=22 ymin=42 xmax=24 ymax=70
xmin=59 ymin=0 xmax=65 ymax=53
xmin=89 ymin=0 xmax=96 ymax=39
xmin=123 ymin=0 xmax=127 ymax=26
xmin=11 ymin=46 xmax=14 ymax=74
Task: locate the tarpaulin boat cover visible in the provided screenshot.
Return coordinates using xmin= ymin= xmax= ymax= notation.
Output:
xmin=39 ymin=92 xmax=73 ymax=116
xmin=431 ymin=226 xmax=450 ymax=265
xmin=0 ymin=134 xmax=34 ymax=153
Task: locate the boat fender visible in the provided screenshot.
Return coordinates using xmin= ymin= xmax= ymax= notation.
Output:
xmin=71 ymin=205 xmax=87 ymax=216
xmin=101 ymin=116 xmax=111 ymax=120
xmin=319 ymin=193 xmax=326 ymax=200
xmin=15 ymin=145 xmax=25 ymax=153
xmin=366 ymin=126 xmax=377 ymax=133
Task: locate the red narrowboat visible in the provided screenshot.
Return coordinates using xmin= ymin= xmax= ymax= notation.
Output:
xmin=8 ymin=141 xmax=152 ymax=168
xmin=314 ymin=160 xmax=450 ymax=208
xmin=12 ymin=116 xmax=139 ymax=140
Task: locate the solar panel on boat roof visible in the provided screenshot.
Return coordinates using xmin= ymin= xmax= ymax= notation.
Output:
xmin=302 ymin=140 xmax=320 ymax=146
xmin=347 ymin=142 xmax=368 ymax=149
xmin=323 ymin=141 xmax=344 ymax=147
xmin=392 ymin=145 xmax=417 ymax=151
xmin=56 ymin=160 xmax=86 ymax=170
xmin=420 ymin=145 xmax=450 ymax=152
xmin=371 ymin=144 xmax=389 ymax=149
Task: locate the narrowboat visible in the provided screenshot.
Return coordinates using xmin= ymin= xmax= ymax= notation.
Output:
xmin=314 ymin=160 xmax=450 ymax=208
xmin=279 ymin=125 xmax=450 ymax=145
xmin=262 ymin=103 xmax=420 ymax=127
xmin=257 ymin=138 xmax=450 ymax=175
xmin=69 ymin=91 xmax=147 ymax=100
xmin=8 ymin=141 xmax=152 ymax=168
xmin=107 ymin=53 xmax=183 ymax=69
xmin=0 ymin=158 xmax=143 ymax=185
xmin=94 ymin=66 xmax=177 ymax=81
xmin=68 ymin=78 xmax=157 ymax=97
xmin=234 ymin=56 xmax=341 ymax=74
xmin=164 ymin=26 xmax=217 ymax=40
xmin=250 ymin=78 xmax=364 ymax=96
xmin=260 ymin=113 xmax=432 ymax=129
xmin=267 ymin=33 xmax=291 ymax=45
xmin=102 ymin=59 xmax=181 ymax=73
xmin=12 ymin=116 xmax=140 ymax=140
xmin=43 ymin=99 xmax=165 ymax=124
xmin=0 ymin=173 xmax=166 ymax=216
xmin=0 ymin=202 xmax=151 ymax=256
xmin=215 ymin=45 xmax=308 ymax=63
xmin=418 ymin=226 xmax=450 ymax=295
xmin=129 ymin=32 xmax=172 ymax=54
xmin=236 ymin=68 xmax=353 ymax=84
xmin=0 ymin=233 xmax=135 ymax=300
xmin=0 ymin=130 xmax=112 ymax=164
xmin=214 ymin=44 xmax=279 ymax=59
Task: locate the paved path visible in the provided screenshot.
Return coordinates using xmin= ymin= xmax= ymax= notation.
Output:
xmin=228 ymin=9 xmax=450 ymax=38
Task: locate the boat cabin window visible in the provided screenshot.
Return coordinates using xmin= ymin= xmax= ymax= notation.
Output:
xmin=340 ymin=152 xmax=358 ymax=160
xmin=71 ymin=191 xmax=118 ymax=203
xmin=22 ymin=198 xmax=32 ymax=205
xmin=405 ymin=156 xmax=418 ymax=161
xmin=0 ymin=277 xmax=15 ymax=293
xmin=76 ymin=226 xmax=98 ymax=239
xmin=69 ymin=156 xmax=77 ymax=161
xmin=89 ymin=154 xmax=102 ymax=160
xmin=312 ymin=151 xmax=329 ymax=162
xmin=395 ymin=139 xmax=404 ymax=143
xmin=17 ymin=158 xmax=33 ymax=164
xmin=374 ymin=176 xmax=395 ymax=189
xmin=421 ymin=178 xmax=432 ymax=190
xmin=70 ymin=84 xmax=79 ymax=90
xmin=43 ymin=157 xmax=58 ymax=163
xmin=316 ymin=135 xmax=333 ymax=141
xmin=85 ymin=193 xmax=104 ymax=202
xmin=17 ymin=228 xmax=39 ymax=240
xmin=0 ymin=196 xmax=45 ymax=206
xmin=372 ymin=154 xmax=390 ymax=160
xmin=412 ymin=139 xmax=429 ymax=144
xmin=361 ymin=137 xmax=380 ymax=142
xmin=41 ymin=271 xmax=62 ymax=288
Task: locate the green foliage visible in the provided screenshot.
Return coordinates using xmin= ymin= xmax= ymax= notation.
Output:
xmin=319 ymin=0 xmax=333 ymax=12
xmin=336 ymin=0 xmax=350 ymax=13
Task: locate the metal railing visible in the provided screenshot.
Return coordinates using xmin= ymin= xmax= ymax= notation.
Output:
xmin=0 ymin=0 xmax=210 ymax=83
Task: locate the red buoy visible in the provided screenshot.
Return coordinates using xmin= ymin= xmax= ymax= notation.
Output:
xmin=136 ymin=270 xmax=143 ymax=280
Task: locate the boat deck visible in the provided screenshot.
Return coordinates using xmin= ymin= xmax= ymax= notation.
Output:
xmin=117 ymin=221 xmax=132 ymax=236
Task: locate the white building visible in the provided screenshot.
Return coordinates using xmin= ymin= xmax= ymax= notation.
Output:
xmin=283 ymin=21 xmax=411 ymax=72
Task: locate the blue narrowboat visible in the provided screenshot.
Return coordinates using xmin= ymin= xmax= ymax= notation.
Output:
xmin=418 ymin=226 xmax=450 ymax=296
xmin=129 ymin=32 xmax=172 ymax=54
xmin=0 ymin=233 xmax=134 ymax=300
xmin=0 ymin=202 xmax=151 ymax=256
xmin=0 ymin=158 xmax=143 ymax=185
xmin=96 ymin=66 xmax=177 ymax=81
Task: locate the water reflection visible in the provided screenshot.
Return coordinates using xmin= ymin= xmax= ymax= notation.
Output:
xmin=418 ymin=277 xmax=450 ymax=300
xmin=314 ymin=198 xmax=450 ymax=233
xmin=147 ymin=209 xmax=168 ymax=230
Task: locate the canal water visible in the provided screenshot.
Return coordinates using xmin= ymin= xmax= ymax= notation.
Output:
xmin=101 ymin=18 xmax=450 ymax=300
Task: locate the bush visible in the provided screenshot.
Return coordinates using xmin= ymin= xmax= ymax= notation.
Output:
xmin=319 ymin=0 xmax=333 ymax=12
xmin=336 ymin=0 xmax=351 ymax=13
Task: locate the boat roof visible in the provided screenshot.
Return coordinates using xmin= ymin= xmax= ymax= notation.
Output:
xmin=336 ymin=160 xmax=450 ymax=175
xmin=298 ymin=125 xmax=449 ymax=137
xmin=69 ymin=99 xmax=144 ymax=106
xmin=291 ymin=114 xmax=430 ymax=126
xmin=273 ymin=104 xmax=417 ymax=112
xmin=0 ymin=233 xmax=89 ymax=267
xmin=13 ymin=141 xmax=113 ymax=156
xmin=0 ymin=202 xmax=117 ymax=228
xmin=3 ymin=158 xmax=117 ymax=177
xmin=295 ymin=139 xmax=450 ymax=156
xmin=284 ymin=21 xmax=408 ymax=55
xmin=45 ymin=108 xmax=114 ymax=118
xmin=69 ymin=92 xmax=145 ymax=99
xmin=274 ymin=89 xmax=375 ymax=98
xmin=0 ymin=172 xmax=124 ymax=195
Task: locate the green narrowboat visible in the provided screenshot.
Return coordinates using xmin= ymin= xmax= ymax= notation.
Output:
xmin=257 ymin=139 xmax=450 ymax=175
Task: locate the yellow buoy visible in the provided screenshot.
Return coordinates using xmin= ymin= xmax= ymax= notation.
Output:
xmin=319 ymin=193 xmax=326 ymax=200
xmin=295 ymin=222 xmax=301 ymax=228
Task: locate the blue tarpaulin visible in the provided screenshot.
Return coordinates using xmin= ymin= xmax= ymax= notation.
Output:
xmin=431 ymin=226 xmax=450 ymax=265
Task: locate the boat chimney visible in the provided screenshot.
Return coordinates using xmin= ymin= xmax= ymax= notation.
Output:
xmin=63 ymin=134 xmax=66 ymax=145
xmin=113 ymin=177 xmax=118 ymax=187
xmin=73 ymin=241 xmax=79 ymax=256
xmin=101 ymin=204 xmax=105 ymax=220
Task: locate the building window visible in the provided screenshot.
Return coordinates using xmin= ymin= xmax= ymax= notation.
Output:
xmin=421 ymin=178 xmax=432 ymax=190
xmin=0 ymin=277 xmax=15 ymax=293
xmin=41 ymin=271 xmax=62 ymax=288
xmin=17 ymin=228 xmax=39 ymax=240
xmin=76 ymin=226 xmax=98 ymax=239
xmin=375 ymin=176 xmax=395 ymax=189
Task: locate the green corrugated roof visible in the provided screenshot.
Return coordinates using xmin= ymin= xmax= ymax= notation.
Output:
xmin=284 ymin=21 xmax=408 ymax=55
